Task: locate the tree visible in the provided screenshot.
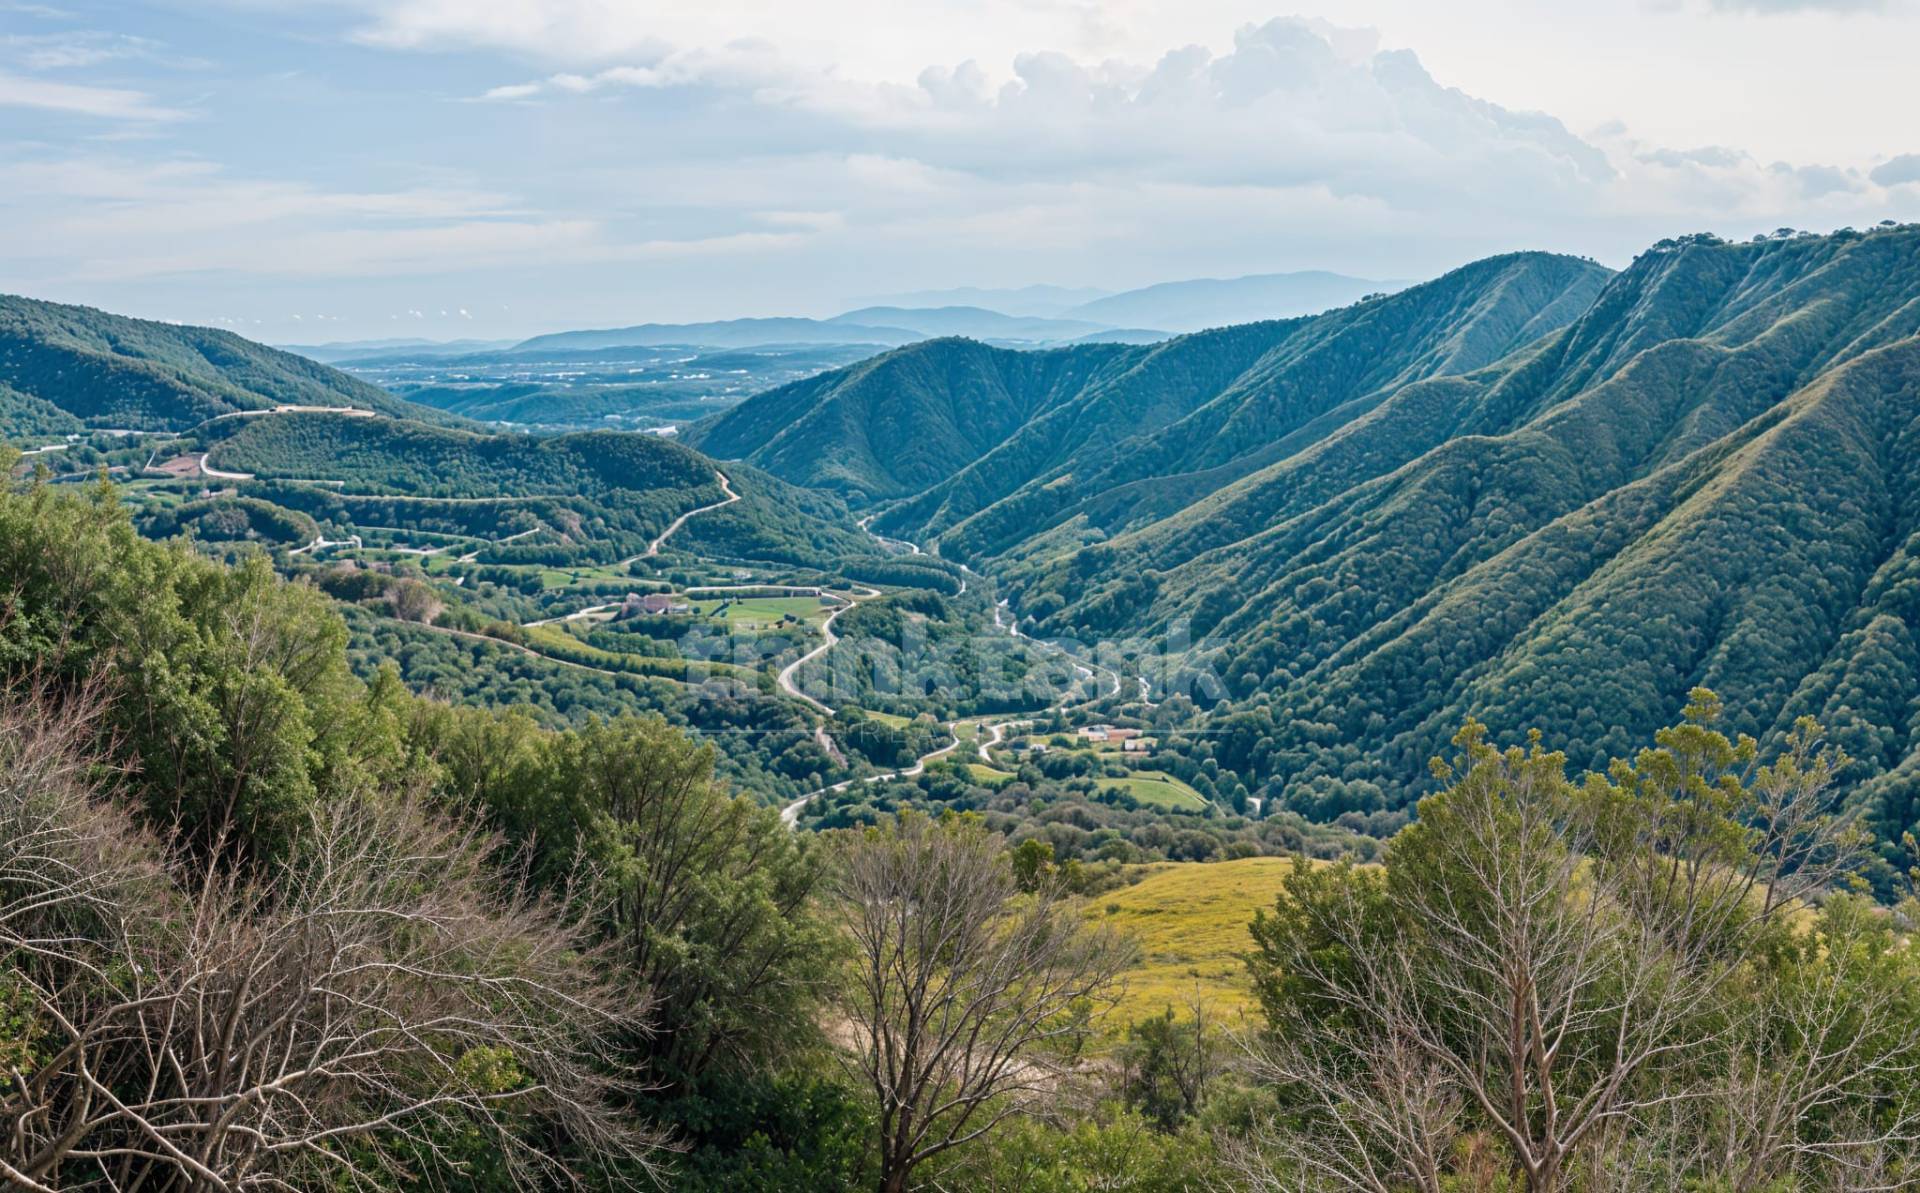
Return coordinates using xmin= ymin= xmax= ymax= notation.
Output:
xmin=832 ymin=812 xmax=1135 ymax=1193
xmin=0 ymin=681 xmax=660 ymax=1191
xmin=1119 ymin=993 xmax=1218 ymax=1131
xmin=1243 ymin=695 xmax=1903 ymax=1193
xmin=418 ymin=708 xmax=839 ymax=1087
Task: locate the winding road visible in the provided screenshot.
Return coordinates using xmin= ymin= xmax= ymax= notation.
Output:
xmin=774 ymin=587 xmax=875 ymax=715
xmin=780 ymin=730 xmax=963 ymax=827
xmin=623 ymin=470 xmax=739 ymax=565
xmin=778 ymin=517 xmax=1140 ymax=829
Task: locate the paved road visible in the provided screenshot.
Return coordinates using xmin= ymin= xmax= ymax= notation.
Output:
xmin=774 ymin=586 xmax=877 ymax=714
xmin=857 ymin=514 xmax=922 ymax=556
xmin=195 ymin=452 xmax=255 ymax=481
xmin=780 ymin=516 xmax=1115 ymax=829
xmin=525 ymin=603 xmax=619 ymax=629
xmin=620 ymin=470 xmax=740 ymax=565
xmin=780 ymin=729 xmax=963 ymax=827
xmin=200 ymin=404 xmax=378 ymax=426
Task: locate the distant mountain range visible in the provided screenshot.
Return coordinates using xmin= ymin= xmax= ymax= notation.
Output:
xmin=859 ymin=270 xmax=1405 ymax=330
xmin=511 ymin=317 xmax=928 ymax=354
xmin=1066 ymin=270 xmax=1408 ymax=332
xmin=855 ymin=284 xmax=1115 ymax=318
xmin=286 ymin=270 xmax=1406 ymax=363
xmin=282 ymin=338 xmax=517 ymax=363
xmin=828 ymin=306 xmax=1113 ymax=342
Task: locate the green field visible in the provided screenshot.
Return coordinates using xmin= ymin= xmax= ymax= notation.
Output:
xmin=966 ymin=762 xmax=1014 ymax=784
xmin=1098 ymin=771 xmax=1207 ymax=811
xmin=542 ymin=563 xmax=634 ymax=588
xmin=690 ymin=595 xmax=832 ymax=628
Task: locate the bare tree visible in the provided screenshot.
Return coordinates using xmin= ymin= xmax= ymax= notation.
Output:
xmin=0 ymin=682 xmax=663 ymax=1191
xmin=1243 ymin=700 xmax=1898 ymax=1193
xmin=1700 ymin=898 xmax=1920 ymax=1192
xmin=1235 ymin=868 xmax=1462 ymax=1193
xmin=831 ymin=812 xmax=1134 ymax=1193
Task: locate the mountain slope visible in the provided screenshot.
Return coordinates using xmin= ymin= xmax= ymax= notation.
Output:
xmin=0 ymin=295 xmax=438 ymax=433
xmin=890 ymin=252 xmax=1611 ymax=558
xmin=993 ymin=227 xmax=1920 ymax=846
xmin=513 ymin=317 xmax=925 ymax=353
xmin=687 ymin=337 xmax=1150 ymax=498
xmin=690 ymin=252 xmax=1610 ymax=529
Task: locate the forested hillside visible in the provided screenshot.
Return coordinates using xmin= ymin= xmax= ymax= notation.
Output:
xmin=983 ymin=226 xmax=1920 ymax=864
xmin=693 ymin=225 xmax=1920 ymax=879
xmin=6 ymin=476 xmax=1918 ymax=1190
xmin=0 ymin=295 xmax=439 ymax=431
xmin=690 ymin=251 xmax=1610 ymax=525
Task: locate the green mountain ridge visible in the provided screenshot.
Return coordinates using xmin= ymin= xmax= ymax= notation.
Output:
xmin=0 ymin=294 xmax=445 ymax=433
xmin=690 ymin=251 xmax=1612 ymax=548
xmin=690 ymin=224 xmax=1920 ymax=864
xmin=1010 ymin=228 xmax=1920 ymax=849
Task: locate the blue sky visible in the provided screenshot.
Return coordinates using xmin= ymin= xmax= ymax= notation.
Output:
xmin=5 ymin=0 xmax=1920 ymax=341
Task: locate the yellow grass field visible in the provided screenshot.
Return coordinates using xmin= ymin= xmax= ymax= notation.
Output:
xmin=1093 ymin=856 xmax=1300 ymax=1031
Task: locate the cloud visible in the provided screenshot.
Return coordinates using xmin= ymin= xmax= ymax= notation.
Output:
xmin=21 ymin=5 xmax=1920 ymax=334
xmin=0 ymin=69 xmax=186 ymax=120
xmin=1870 ymin=154 xmax=1920 ymax=186
xmin=1 ymin=30 xmax=203 ymax=71
xmin=473 ymin=17 xmax=1617 ymax=220
xmin=1707 ymin=0 xmax=1889 ymax=11
xmin=479 ymin=81 xmax=541 ymax=100
xmin=0 ymin=154 xmax=607 ymax=283
xmin=410 ymin=14 xmax=1920 ymax=311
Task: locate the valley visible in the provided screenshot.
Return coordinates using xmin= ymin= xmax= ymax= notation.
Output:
xmin=18 ymin=225 xmax=1920 ymax=885
xmin=13 ymin=5 xmax=1919 ymax=1186
xmin=11 ymin=226 xmax=1920 ymax=1190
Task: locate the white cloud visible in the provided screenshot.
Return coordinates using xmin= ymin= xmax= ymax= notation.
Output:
xmin=2 ymin=30 xmax=203 ymax=71
xmin=1707 ymin=0 xmax=1890 ymax=11
xmin=0 ymin=69 xmax=185 ymax=120
xmin=20 ymin=3 xmax=1920 ymax=334
xmin=455 ymin=15 xmax=1907 ymax=244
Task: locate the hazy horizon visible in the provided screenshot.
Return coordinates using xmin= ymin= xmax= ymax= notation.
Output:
xmin=5 ymin=0 xmax=1919 ymax=341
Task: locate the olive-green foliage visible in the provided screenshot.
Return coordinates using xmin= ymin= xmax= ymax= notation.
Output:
xmin=211 ymin=414 xmax=713 ymax=501
xmin=1246 ymin=698 xmax=1920 ymax=1191
xmin=409 ymin=704 xmax=839 ymax=1086
xmin=0 ymin=473 xmax=853 ymax=1186
xmin=0 ymin=477 xmax=409 ymax=859
xmin=342 ymin=607 xmax=842 ymax=800
xmin=918 ymin=1107 xmax=1229 ymax=1193
xmin=139 ymin=495 xmax=321 ymax=545
xmin=650 ymin=1073 xmax=876 ymax=1192
xmin=976 ymin=225 xmax=1920 ymax=876
xmin=691 ymin=251 xmax=1606 ymax=523
xmin=0 ymin=293 xmax=438 ymax=430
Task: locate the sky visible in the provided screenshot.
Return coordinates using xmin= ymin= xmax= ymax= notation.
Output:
xmin=3 ymin=0 xmax=1919 ymax=342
